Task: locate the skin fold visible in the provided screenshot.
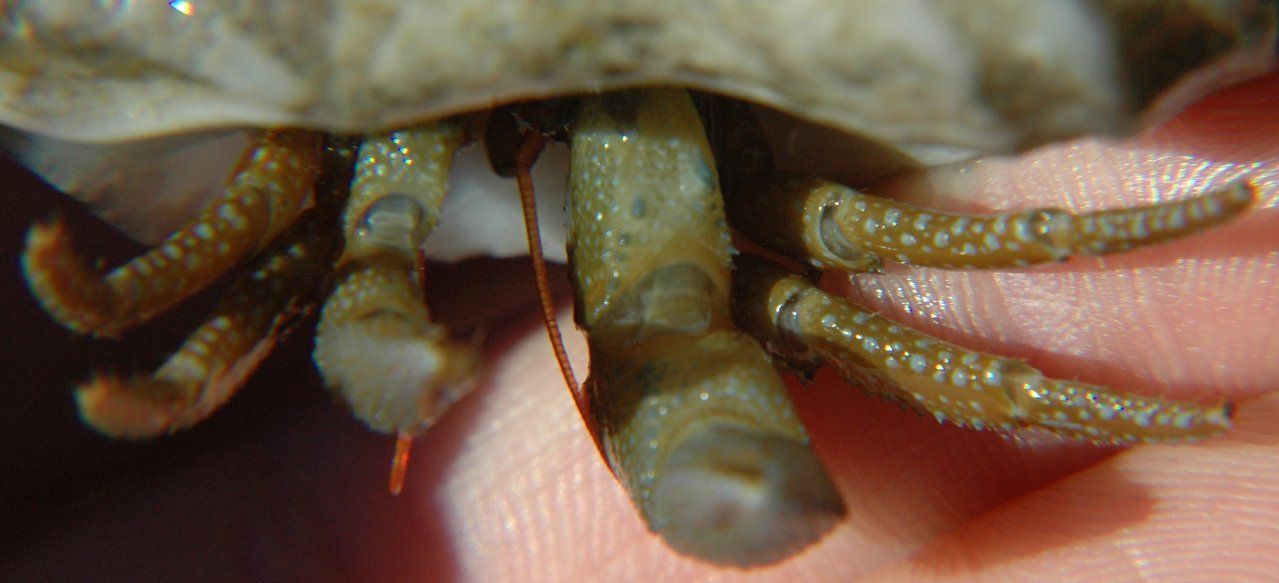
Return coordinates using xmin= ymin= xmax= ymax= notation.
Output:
xmin=1 ymin=72 xmax=1276 ymax=580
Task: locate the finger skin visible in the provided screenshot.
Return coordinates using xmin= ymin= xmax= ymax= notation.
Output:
xmin=2 ymin=72 xmax=1277 ymax=580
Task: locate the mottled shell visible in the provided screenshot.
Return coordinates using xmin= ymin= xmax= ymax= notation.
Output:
xmin=2 ymin=0 xmax=1275 ymax=165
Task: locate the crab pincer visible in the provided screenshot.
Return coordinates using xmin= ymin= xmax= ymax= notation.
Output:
xmin=567 ymin=88 xmax=845 ymax=566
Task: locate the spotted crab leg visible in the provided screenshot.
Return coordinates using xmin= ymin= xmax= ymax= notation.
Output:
xmin=568 ymin=89 xmax=844 ymax=567
xmin=728 ymin=174 xmax=1256 ymax=271
xmin=732 ymin=256 xmax=1233 ymax=443
xmin=23 ymin=129 xmax=323 ymax=337
xmin=312 ymin=123 xmax=478 ymax=436
xmin=72 ymin=139 xmax=354 ymax=439
xmin=78 ymin=195 xmax=346 ymax=436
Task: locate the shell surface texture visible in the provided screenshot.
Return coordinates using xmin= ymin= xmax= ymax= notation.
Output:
xmin=3 ymin=1 xmax=1279 ymax=579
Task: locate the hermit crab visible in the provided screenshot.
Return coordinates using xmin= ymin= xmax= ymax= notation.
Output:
xmin=3 ymin=0 xmax=1279 ymax=578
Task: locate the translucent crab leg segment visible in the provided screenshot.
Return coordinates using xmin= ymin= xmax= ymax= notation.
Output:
xmin=568 ymin=89 xmax=844 ymax=567
xmin=77 ymin=198 xmax=346 ymax=438
xmin=313 ymin=123 xmax=478 ymax=436
xmin=728 ymin=175 xmax=1256 ymax=271
xmin=23 ymin=129 xmax=323 ymax=337
xmin=732 ymin=257 xmax=1232 ymax=444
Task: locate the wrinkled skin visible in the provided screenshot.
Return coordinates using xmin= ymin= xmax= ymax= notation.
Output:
xmin=2 ymin=73 xmax=1277 ymax=580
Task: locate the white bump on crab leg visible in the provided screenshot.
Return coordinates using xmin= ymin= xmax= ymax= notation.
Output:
xmin=313 ymin=123 xmax=478 ymax=435
xmin=568 ymin=89 xmax=843 ymax=567
xmin=732 ymin=257 xmax=1233 ymax=444
xmin=728 ymin=175 xmax=1256 ymax=271
xmin=22 ymin=130 xmax=322 ymax=337
xmin=76 ymin=198 xmax=343 ymax=439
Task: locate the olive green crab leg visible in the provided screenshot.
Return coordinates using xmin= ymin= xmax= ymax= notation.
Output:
xmin=23 ymin=129 xmax=324 ymax=337
xmin=728 ymin=174 xmax=1256 ymax=271
xmin=568 ymin=89 xmax=844 ymax=567
xmin=312 ymin=123 xmax=478 ymax=436
xmin=732 ymin=256 xmax=1233 ymax=444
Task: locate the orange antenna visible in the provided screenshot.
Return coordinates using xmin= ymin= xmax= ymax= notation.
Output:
xmin=388 ymin=431 xmax=414 ymax=495
xmin=513 ymin=131 xmax=600 ymax=447
xmin=383 ymin=246 xmax=439 ymax=496
xmin=386 ymin=250 xmax=431 ymax=496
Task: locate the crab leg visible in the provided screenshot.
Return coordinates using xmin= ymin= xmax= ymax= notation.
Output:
xmin=732 ymin=256 xmax=1233 ymax=444
xmin=23 ymin=129 xmax=323 ymax=337
xmin=568 ymin=89 xmax=844 ymax=567
xmin=728 ymin=174 xmax=1256 ymax=271
xmin=312 ymin=123 xmax=477 ymax=436
xmin=77 ymin=198 xmax=346 ymax=438
xmin=72 ymin=140 xmax=355 ymax=439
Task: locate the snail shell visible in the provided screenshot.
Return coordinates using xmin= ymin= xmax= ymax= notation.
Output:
xmin=2 ymin=1 xmax=1272 ymax=259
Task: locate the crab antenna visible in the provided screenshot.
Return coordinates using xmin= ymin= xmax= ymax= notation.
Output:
xmin=513 ymin=131 xmax=594 ymax=432
xmin=383 ymin=248 xmax=436 ymax=496
xmin=389 ymin=431 xmax=414 ymax=495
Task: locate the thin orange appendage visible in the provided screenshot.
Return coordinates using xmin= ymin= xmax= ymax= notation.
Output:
xmin=513 ymin=132 xmax=597 ymax=441
xmin=384 ymin=251 xmax=432 ymax=496
xmin=389 ymin=431 xmax=414 ymax=495
xmin=415 ymin=249 xmax=430 ymax=288
xmin=382 ymin=249 xmax=434 ymax=495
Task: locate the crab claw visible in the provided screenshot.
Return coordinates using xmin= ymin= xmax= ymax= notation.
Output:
xmin=567 ymin=89 xmax=845 ymax=566
xmin=313 ymin=123 xmax=479 ymax=436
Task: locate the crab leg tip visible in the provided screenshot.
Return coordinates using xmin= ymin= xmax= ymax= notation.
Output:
xmin=731 ymin=175 xmax=1260 ymax=271
xmin=1067 ymin=177 xmax=1258 ymax=256
xmin=22 ymin=217 xmax=118 ymax=336
xmin=649 ymin=425 xmax=845 ymax=567
xmin=1015 ymin=377 xmax=1232 ymax=444
xmin=75 ymin=375 xmax=180 ymax=439
xmin=314 ymin=301 xmax=479 ymax=434
xmin=733 ymin=256 xmax=1234 ymax=445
